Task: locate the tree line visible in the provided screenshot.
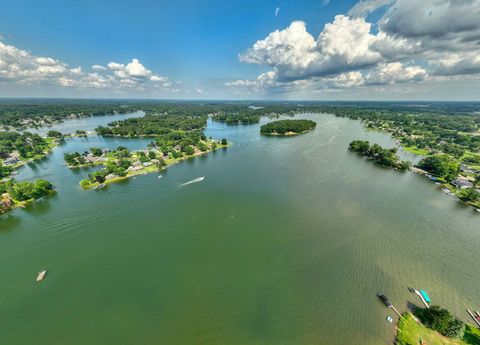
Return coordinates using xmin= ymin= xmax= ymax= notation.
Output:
xmin=349 ymin=140 xmax=411 ymax=170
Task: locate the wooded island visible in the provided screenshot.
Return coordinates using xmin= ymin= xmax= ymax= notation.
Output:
xmin=260 ymin=119 xmax=316 ymax=136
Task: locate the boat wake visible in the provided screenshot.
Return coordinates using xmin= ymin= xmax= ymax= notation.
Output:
xmin=179 ymin=176 xmax=205 ymax=186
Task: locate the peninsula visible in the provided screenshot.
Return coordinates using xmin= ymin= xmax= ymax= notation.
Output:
xmin=72 ymin=112 xmax=229 ymax=189
xmin=0 ymin=179 xmax=54 ymax=214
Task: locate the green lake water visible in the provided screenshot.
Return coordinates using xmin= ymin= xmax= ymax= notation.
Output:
xmin=1 ymin=113 xmax=479 ymax=345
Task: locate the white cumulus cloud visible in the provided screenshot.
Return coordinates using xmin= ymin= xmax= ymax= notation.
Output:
xmin=230 ymin=0 xmax=480 ymax=95
xmin=0 ymin=39 xmax=173 ymax=94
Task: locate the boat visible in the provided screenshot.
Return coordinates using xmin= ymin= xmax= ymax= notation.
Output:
xmin=386 ymin=316 xmax=393 ymax=323
xmin=36 ymin=270 xmax=47 ymax=282
xmin=377 ymin=293 xmax=392 ymax=308
xmin=419 ymin=290 xmax=431 ymax=303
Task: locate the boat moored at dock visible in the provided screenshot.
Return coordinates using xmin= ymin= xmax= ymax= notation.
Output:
xmin=377 ymin=293 xmax=392 ymax=308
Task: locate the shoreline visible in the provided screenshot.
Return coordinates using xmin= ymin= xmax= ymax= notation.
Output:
xmin=79 ymin=142 xmax=228 ymax=189
xmin=350 ymin=117 xmax=480 ymax=212
xmin=2 ymin=137 xmax=58 ymax=179
xmin=0 ymin=190 xmax=55 ymax=215
xmin=261 ymin=129 xmax=313 ymax=136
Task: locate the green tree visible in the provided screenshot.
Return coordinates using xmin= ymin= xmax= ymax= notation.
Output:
xmin=349 ymin=140 xmax=370 ymax=154
xmin=0 ymin=165 xmax=12 ymax=178
xmin=90 ymin=147 xmax=102 ymax=156
xmin=397 ymin=160 xmax=412 ymax=170
xmin=184 ymin=146 xmax=195 ymax=155
xmin=9 ymin=181 xmax=35 ymax=201
xmin=31 ymin=179 xmax=53 ymax=199
xmin=47 ymin=130 xmax=64 ymax=138
xmin=417 ymin=155 xmax=460 ymax=182
xmin=89 ymin=171 xmax=106 ymax=183
xmin=148 ymin=151 xmax=156 ymax=160
xmin=172 ymin=151 xmax=183 ymax=159
xmin=138 ymin=151 xmax=150 ymax=163
xmin=458 ymin=188 xmax=480 ymax=202
xmin=422 ymin=306 xmax=465 ymax=339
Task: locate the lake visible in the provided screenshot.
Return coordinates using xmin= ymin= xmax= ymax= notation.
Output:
xmin=0 ymin=112 xmax=479 ymax=345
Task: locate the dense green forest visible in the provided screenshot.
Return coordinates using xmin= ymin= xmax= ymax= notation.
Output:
xmin=260 ymin=119 xmax=316 ymax=135
xmin=0 ymin=179 xmax=53 ymax=201
xmin=319 ymin=105 xmax=480 ymax=156
xmin=416 ymin=155 xmax=460 ymax=182
xmin=96 ymin=114 xmax=207 ymax=136
xmin=211 ymin=113 xmax=261 ymax=125
xmin=0 ymin=102 xmax=137 ymax=128
xmin=349 ymin=140 xmax=411 ymax=170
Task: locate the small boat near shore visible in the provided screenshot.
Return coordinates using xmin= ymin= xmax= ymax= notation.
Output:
xmin=419 ymin=290 xmax=431 ymax=303
xmin=408 ymin=287 xmax=431 ymax=308
xmin=377 ymin=293 xmax=392 ymax=308
xmin=36 ymin=270 xmax=47 ymax=282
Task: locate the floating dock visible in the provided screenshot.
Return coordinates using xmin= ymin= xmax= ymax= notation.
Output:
xmin=466 ymin=309 xmax=480 ymax=327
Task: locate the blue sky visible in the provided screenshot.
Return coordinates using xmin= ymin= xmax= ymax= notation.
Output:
xmin=0 ymin=0 xmax=479 ymax=100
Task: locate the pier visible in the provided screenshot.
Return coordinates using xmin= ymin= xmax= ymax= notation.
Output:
xmin=391 ymin=305 xmax=402 ymax=318
xmin=466 ymin=309 xmax=480 ymax=327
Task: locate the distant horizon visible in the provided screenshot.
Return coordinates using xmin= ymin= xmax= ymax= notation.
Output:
xmin=1 ymin=97 xmax=480 ymax=103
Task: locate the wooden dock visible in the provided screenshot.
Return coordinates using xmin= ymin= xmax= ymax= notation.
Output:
xmin=467 ymin=309 xmax=480 ymax=327
xmin=391 ymin=305 xmax=402 ymax=318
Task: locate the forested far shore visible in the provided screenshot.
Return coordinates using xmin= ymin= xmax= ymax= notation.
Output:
xmin=96 ymin=114 xmax=207 ymax=136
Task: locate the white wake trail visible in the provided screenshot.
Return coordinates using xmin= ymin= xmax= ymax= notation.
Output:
xmin=178 ymin=176 xmax=205 ymax=186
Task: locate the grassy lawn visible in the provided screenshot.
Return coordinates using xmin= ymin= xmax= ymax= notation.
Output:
xmin=403 ymin=146 xmax=431 ymax=156
xmin=397 ymin=313 xmax=480 ymax=345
